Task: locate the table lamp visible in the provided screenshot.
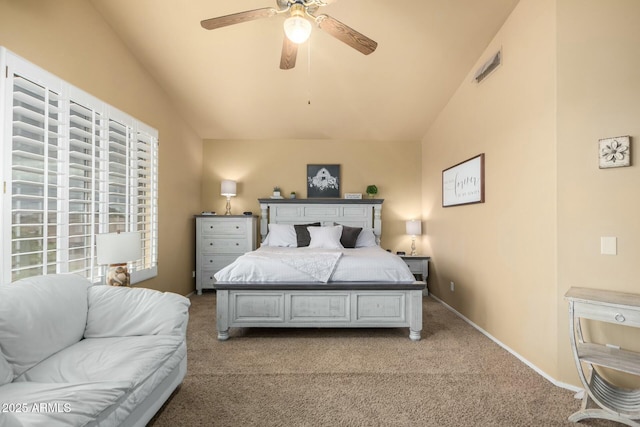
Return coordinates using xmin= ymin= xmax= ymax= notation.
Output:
xmin=221 ymin=180 xmax=237 ymax=215
xmin=405 ymin=220 xmax=422 ymax=256
xmin=96 ymin=231 xmax=142 ymax=286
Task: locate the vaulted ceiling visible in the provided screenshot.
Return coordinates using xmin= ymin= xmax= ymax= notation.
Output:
xmin=90 ymin=0 xmax=519 ymax=141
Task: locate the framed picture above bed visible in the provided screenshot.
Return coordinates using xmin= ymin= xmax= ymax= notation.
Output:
xmin=442 ymin=153 xmax=485 ymax=207
xmin=307 ymin=164 xmax=340 ymax=198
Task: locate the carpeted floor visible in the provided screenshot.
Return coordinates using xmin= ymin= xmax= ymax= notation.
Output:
xmin=149 ymin=293 xmax=619 ymax=426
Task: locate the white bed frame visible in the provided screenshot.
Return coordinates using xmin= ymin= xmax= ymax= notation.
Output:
xmin=214 ymin=199 xmax=424 ymax=341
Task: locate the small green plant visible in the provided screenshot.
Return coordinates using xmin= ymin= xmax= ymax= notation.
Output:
xmin=273 ymin=186 xmax=280 ymax=192
xmin=366 ymin=185 xmax=378 ymax=197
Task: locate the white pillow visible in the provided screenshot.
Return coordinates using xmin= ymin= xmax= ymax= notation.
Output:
xmin=265 ymin=223 xmax=297 ymax=247
xmin=355 ymin=228 xmax=378 ymax=247
xmin=308 ymin=225 xmax=344 ymax=249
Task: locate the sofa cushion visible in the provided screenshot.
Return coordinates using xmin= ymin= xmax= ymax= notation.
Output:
xmin=0 ymin=380 xmax=130 ymax=427
xmin=14 ymin=335 xmax=186 ymax=427
xmin=0 ymin=274 xmax=91 ymax=379
xmin=16 ymin=335 xmax=184 ymax=386
xmin=85 ymin=286 xmax=190 ymax=338
xmin=0 ymin=353 xmax=13 ymax=386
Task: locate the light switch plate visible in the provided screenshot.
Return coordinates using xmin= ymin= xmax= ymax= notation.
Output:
xmin=601 ymin=236 xmax=617 ymax=255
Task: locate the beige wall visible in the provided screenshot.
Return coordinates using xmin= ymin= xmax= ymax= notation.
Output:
xmin=556 ymin=0 xmax=640 ymax=385
xmin=421 ymin=0 xmax=559 ymax=376
xmin=202 ymin=139 xmax=422 ymax=253
xmin=0 ymin=0 xmax=202 ymax=295
xmin=423 ymin=0 xmax=640 ymax=388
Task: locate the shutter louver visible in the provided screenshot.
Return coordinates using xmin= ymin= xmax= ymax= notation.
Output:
xmin=10 ymin=76 xmax=61 ymax=281
xmin=67 ymin=102 xmax=102 ymax=277
xmin=133 ymin=130 xmax=158 ymax=275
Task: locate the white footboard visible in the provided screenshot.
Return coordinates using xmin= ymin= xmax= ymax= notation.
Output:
xmin=214 ymin=283 xmax=425 ymax=341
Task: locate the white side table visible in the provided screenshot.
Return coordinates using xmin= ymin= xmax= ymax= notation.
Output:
xmin=399 ymin=255 xmax=430 ymax=295
xmin=565 ymin=287 xmax=640 ymax=426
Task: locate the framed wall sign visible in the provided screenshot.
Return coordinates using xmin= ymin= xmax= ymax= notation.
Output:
xmin=442 ymin=154 xmax=485 ymax=207
xmin=307 ymin=164 xmax=340 ymax=198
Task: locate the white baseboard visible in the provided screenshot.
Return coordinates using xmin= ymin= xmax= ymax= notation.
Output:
xmin=429 ymin=294 xmax=581 ymax=393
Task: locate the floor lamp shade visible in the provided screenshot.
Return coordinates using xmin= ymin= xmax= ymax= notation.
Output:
xmin=96 ymin=232 xmax=142 ymax=286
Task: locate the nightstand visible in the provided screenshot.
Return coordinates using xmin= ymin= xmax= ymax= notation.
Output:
xmin=399 ymin=255 xmax=430 ymax=295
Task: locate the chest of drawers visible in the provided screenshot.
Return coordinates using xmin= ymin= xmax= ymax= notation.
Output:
xmin=195 ymin=215 xmax=257 ymax=295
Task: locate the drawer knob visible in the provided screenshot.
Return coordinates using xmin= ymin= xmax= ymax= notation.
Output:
xmin=235 ymin=226 xmax=239 ymax=229
xmin=235 ymin=243 xmax=239 ymax=246
xmin=614 ymin=313 xmax=626 ymax=323
xmin=210 ymin=243 xmax=213 ymax=246
xmin=209 ymin=260 xmax=213 ymax=263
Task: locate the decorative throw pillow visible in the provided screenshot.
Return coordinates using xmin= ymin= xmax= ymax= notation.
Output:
xmin=294 ymin=222 xmax=321 ymax=247
xmin=265 ymin=223 xmax=297 ymax=247
xmin=355 ymin=228 xmax=378 ymax=247
xmin=308 ymin=225 xmax=344 ymax=249
xmin=339 ymin=225 xmax=363 ymax=248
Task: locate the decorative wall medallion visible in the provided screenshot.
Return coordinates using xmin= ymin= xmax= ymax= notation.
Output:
xmin=599 ymin=136 xmax=631 ymax=168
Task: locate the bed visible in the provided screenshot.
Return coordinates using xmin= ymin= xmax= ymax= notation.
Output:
xmin=213 ymin=198 xmax=425 ymax=341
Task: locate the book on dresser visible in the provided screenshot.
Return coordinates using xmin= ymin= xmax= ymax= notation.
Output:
xmin=195 ymin=215 xmax=257 ymax=295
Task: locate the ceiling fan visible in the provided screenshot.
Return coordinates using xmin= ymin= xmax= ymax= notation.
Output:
xmin=200 ymin=0 xmax=378 ymax=70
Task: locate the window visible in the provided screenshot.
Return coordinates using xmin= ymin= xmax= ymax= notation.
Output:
xmin=1 ymin=47 xmax=158 ymax=285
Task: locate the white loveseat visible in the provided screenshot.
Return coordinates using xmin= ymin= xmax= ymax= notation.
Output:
xmin=0 ymin=274 xmax=190 ymax=427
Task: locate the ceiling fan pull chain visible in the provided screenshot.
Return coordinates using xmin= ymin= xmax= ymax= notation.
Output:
xmin=308 ymin=36 xmax=312 ymax=105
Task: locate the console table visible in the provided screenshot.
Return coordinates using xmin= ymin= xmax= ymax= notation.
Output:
xmin=565 ymin=287 xmax=640 ymax=426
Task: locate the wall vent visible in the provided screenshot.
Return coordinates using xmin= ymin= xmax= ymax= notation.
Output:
xmin=474 ymin=49 xmax=501 ymax=83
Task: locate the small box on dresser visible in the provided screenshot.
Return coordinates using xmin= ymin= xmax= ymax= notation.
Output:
xmin=195 ymin=215 xmax=257 ymax=295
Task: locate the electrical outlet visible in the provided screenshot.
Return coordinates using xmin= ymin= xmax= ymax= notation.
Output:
xmin=450 ymin=281 xmax=455 ymax=292
xmin=192 ymin=271 xmax=196 ymax=278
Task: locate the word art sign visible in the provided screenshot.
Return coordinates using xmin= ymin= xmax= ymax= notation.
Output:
xmin=442 ymin=154 xmax=485 ymax=207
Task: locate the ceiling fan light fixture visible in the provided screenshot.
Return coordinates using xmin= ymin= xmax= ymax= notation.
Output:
xmin=284 ymin=16 xmax=311 ymax=44
xmin=283 ymin=4 xmax=311 ymax=44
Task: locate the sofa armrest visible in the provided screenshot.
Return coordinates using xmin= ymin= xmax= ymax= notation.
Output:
xmin=84 ymin=286 xmax=190 ymax=338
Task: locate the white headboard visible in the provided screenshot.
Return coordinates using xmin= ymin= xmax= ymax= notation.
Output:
xmin=258 ymin=199 xmax=383 ymax=244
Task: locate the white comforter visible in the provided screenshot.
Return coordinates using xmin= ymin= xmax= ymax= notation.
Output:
xmin=214 ymin=246 xmax=416 ymax=283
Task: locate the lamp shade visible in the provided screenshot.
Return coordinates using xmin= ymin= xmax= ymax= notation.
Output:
xmin=96 ymin=232 xmax=142 ymax=265
xmin=221 ymin=180 xmax=237 ymax=197
xmin=405 ymin=220 xmax=422 ymax=236
xmin=284 ymin=16 xmax=312 ymax=44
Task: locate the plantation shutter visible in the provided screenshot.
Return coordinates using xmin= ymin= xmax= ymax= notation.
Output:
xmin=1 ymin=47 xmax=158 ymax=285
xmin=9 ymin=75 xmax=62 ymax=281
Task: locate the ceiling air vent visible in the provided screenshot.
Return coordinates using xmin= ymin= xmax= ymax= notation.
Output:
xmin=474 ymin=49 xmax=501 ymax=84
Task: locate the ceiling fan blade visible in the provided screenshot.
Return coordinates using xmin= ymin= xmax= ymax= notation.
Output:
xmin=280 ymin=35 xmax=298 ymax=70
xmin=316 ymin=15 xmax=377 ymax=55
xmin=201 ymin=8 xmax=277 ymax=30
